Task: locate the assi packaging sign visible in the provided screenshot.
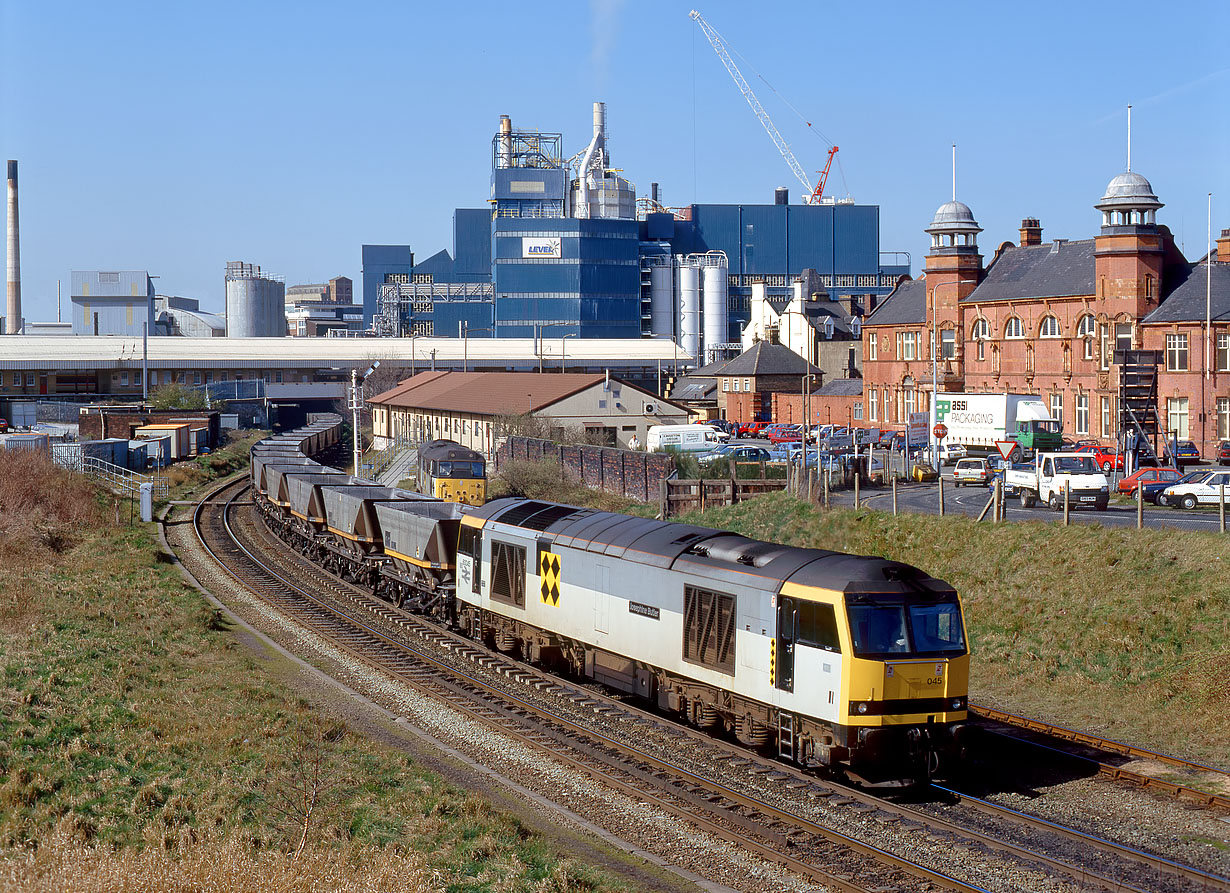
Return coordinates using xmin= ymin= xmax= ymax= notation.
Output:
xmin=522 ymin=237 xmax=562 ymax=259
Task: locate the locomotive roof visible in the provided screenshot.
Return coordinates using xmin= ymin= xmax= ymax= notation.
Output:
xmin=418 ymin=439 xmax=485 ymax=463
xmin=475 ymin=497 xmax=950 ymax=594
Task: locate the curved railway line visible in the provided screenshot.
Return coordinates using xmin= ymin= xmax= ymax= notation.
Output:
xmin=969 ymin=704 xmax=1230 ymax=809
xmin=171 ymin=474 xmax=1230 ymax=893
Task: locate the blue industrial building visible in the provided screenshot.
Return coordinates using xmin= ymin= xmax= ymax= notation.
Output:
xmin=363 ymin=102 xmax=907 ymax=364
xmin=70 ymin=271 xmax=157 ymax=336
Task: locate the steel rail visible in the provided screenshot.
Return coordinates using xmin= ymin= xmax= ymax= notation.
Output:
xmin=971 ymin=704 xmax=1230 ymax=809
xmin=193 ymin=482 xmax=990 ymax=893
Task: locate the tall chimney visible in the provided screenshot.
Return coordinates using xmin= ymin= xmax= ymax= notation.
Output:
xmin=1217 ymin=228 xmax=1230 ymax=263
xmin=6 ymin=160 xmax=20 ymax=335
xmin=1019 ymin=217 xmax=1043 ymax=247
xmin=498 ymin=115 xmax=512 ymax=169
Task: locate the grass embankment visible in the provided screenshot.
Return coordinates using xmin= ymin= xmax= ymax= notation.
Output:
xmin=677 ymin=492 xmax=1230 ymax=766
xmin=0 ymin=449 xmax=614 ymax=891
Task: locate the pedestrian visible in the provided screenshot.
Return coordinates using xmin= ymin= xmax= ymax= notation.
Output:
xmin=628 ymin=434 xmax=640 ymax=451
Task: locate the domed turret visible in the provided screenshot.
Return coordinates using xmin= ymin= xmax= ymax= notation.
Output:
xmin=926 ymin=200 xmax=982 ymax=252
xmin=1095 ymin=170 xmax=1162 ymax=229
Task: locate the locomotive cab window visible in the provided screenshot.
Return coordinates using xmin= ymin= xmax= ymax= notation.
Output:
xmin=795 ymin=601 xmax=841 ymax=653
xmin=489 ymin=541 xmax=526 ymax=608
xmin=846 ymin=596 xmax=966 ymax=658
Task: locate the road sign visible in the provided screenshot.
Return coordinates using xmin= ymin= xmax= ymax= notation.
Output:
xmin=933 ymin=423 xmax=948 ymax=440
xmin=908 ymin=412 xmax=928 ymax=447
xmin=995 ymin=440 xmax=1017 ymax=461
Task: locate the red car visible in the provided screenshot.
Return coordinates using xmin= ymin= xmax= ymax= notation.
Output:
xmin=768 ymin=425 xmax=804 ymax=444
xmin=1217 ymin=441 xmax=1230 ymax=465
xmin=1117 ymin=466 xmax=1181 ymax=495
xmin=1075 ymin=443 xmax=1123 ymax=473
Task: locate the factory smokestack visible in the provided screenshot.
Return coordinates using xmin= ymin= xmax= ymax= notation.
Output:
xmin=6 ymin=160 xmax=20 ymax=335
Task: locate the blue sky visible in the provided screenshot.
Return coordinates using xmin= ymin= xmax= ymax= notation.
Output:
xmin=3 ymin=0 xmax=1228 ymax=321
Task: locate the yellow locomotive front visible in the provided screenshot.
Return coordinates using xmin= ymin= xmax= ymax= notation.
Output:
xmin=839 ymin=589 xmax=970 ymax=777
xmin=417 ymin=440 xmax=487 ymax=506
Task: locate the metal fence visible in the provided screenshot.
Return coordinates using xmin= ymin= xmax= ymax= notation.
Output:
xmin=50 ymin=443 xmax=168 ymax=498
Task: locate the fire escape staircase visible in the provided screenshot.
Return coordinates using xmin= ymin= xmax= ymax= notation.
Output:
xmin=1116 ymin=350 xmax=1165 ymax=466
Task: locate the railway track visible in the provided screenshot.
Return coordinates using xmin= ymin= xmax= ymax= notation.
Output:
xmin=970 ymin=704 xmax=1230 ymax=809
xmin=180 ymin=477 xmax=1230 ymax=893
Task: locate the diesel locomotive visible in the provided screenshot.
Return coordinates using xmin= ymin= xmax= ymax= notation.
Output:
xmin=251 ymin=420 xmax=972 ymax=777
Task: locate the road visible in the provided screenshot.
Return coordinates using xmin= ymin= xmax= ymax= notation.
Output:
xmin=731 ymin=438 xmax=1228 ymax=533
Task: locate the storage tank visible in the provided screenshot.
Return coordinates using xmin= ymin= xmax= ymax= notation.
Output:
xmin=701 ymin=252 xmax=729 ymax=364
xmin=225 ymin=261 xmax=286 ymax=337
xmin=649 ymin=258 xmax=674 ymax=337
xmin=677 ymin=258 xmax=700 ymax=364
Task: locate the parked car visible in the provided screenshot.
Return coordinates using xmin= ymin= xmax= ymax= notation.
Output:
xmin=0 ymin=418 xmax=8 ymax=433
xmin=739 ymin=420 xmax=771 ymax=438
xmin=1141 ymin=469 xmax=1206 ymax=505
xmin=1117 ymin=466 xmax=1181 ymax=496
xmin=1161 ymin=469 xmax=1230 ymax=509
xmin=701 ymin=444 xmax=771 ymax=464
xmin=952 ymin=457 xmax=992 ymax=487
xmin=1075 ymin=443 xmax=1124 ymax=473
xmin=937 ymin=442 xmax=968 ymax=465
xmin=1173 ymin=440 xmax=1201 ymax=469
xmin=768 ymin=425 xmax=804 ymax=444
xmin=1217 ymin=441 xmax=1230 ymax=465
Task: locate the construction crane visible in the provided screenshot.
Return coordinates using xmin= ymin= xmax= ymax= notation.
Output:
xmin=689 ymin=9 xmax=838 ymax=204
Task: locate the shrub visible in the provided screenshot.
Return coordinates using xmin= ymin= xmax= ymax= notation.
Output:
xmin=0 ymin=450 xmax=101 ymax=560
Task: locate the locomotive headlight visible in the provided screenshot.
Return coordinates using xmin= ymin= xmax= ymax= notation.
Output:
xmin=857 ymin=702 xmax=869 ymax=715
xmin=951 ymin=697 xmax=964 ymax=710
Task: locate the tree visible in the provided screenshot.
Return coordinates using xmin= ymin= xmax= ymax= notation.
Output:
xmin=149 ymin=382 xmax=207 ymax=410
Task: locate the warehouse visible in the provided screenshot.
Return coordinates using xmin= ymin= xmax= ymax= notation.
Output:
xmin=368 ymin=371 xmax=689 ymax=454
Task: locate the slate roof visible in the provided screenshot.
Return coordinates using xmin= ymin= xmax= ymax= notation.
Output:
xmin=1144 ymin=261 xmax=1230 ymax=323
xmin=712 ymin=341 xmax=821 ymax=377
xmin=964 ymin=239 xmax=1096 ymax=303
xmin=816 ymin=378 xmax=864 ymax=397
xmin=864 ymin=277 xmax=926 ymax=326
xmin=668 ymin=376 xmax=719 ymax=402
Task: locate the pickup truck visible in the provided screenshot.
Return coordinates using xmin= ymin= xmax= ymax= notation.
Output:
xmin=1004 ymin=452 xmax=1110 ymax=510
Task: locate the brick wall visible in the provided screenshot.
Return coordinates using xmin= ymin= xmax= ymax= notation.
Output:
xmin=78 ymin=409 xmax=220 ymax=448
xmin=494 ymin=436 xmax=674 ymax=504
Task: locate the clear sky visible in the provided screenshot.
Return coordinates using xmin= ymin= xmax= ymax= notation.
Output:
xmin=3 ymin=0 xmax=1228 ymax=322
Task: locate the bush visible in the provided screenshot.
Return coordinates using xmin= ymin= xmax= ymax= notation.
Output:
xmin=0 ymin=450 xmax=101 ymax=560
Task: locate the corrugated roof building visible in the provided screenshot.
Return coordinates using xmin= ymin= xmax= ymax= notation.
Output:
xmin=368 ymin=371 xmax=688 ymax=454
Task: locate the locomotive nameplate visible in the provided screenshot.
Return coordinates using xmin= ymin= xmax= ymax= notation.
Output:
xmin=628 ymin=601 xmax=660 ymax=620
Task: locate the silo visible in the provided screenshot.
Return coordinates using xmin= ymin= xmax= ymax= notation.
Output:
xmin=649 ymin=258 xmax=674 ymax=337
xmin=677 ymin=257 xmax=700 ymax=364
xmin=701 ymin=252 xmax=729 ymax=363
xmin=225 ymin=261 xmax=286 ymax=337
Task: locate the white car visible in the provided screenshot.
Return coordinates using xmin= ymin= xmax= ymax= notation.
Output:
xmin=937 ymin=442 xmax=968 ymax=465
xmin=1162 ymin=470 xmax=1230 ymax=509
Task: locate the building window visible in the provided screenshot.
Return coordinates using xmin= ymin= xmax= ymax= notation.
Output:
xmin=1218 ymin=397 xmax=1230 ymax=440
xmin=194 ymin=371 xmax=202 ymax=385
xmin=867 ymin=335 xmax=877 ymax=361
xmin=869 ymin=389 xmax=878 ymax=422
xmin=897 ymin=331 xmax=918 ymax=360
xmin=10 ymin=372 xmax=18 ymax=386
xmin=1217 ymin=334 xmax=1230 ymax=372
xmin=1115 ymin=323 xmax=1133 ymax=353
xmin=904 ymin=386 xmax=916 ymax=417
xmin=722 ymin=378 xmax=729 ymax=392
xmin=940 ymin=329 xmax=956 ymax=359
xmin=853 ymin=401 xmax=863 ymax=421
xmin=1050 ymin=392 xmax=1063 ymax=430
xmin=26 ymin=373 xmax=34 ymax=387
xmin=1099 ymin=324 xmax=1111 ymax=370
xmin=274 ymin=370 xmax=283 ymax=383
xmin=1005 ymin=318 xmax=1024 ymax=339
xmin=1101 ymin=396 xmax=1111 ymax=438
xmin=120 ymin=371 xmax=129 ymax=387
xmin=743 ymin=378 xmax=750 ymax=392
xmin=1165 ymin=333 xmax=1189 ymax=371
xmin=1075 ymin=393 xmax=1088 ymax=435
xmin=971 ymin=318 xmax=989 ymax=341
xmin=1077 ymin=314 xmax=1095 ymax=359
xmin=1167 ymin=397 xmax=1189 ymax=439
xmin=1040 ymin=316 xmax=1061 ymax=338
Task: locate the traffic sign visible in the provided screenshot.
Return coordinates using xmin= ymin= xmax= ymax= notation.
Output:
xmin=933 ymin=423 xmax=948 ymax=440
xmin=995 ymin=440 xmax=1017 ymax=461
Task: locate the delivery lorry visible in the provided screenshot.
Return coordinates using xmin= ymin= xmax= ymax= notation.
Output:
xmin=646 ymin=424 xmax=729 ymax=453
xmin=1004 ymin=452 xmax=1110 ymax=510
xmin=932 ymin=393 xmax=1062 ymax=459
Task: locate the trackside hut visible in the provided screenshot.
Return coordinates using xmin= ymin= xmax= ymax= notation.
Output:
xmin=368 ymin=371 xmax=689 ymax=454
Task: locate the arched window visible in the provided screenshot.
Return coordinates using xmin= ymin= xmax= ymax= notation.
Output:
xmin=971 ymin=318 xmax=990 ymax=341
xmin=1005 ymin=317 xmax=1024 ymax=339
xmin=1040 ymin=316 xmax=1061 ymax=338
xmin=1076 ymin=314 xmax=1095 ymax=360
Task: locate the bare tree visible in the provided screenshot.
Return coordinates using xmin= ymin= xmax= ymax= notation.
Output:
xmin=256 ymin=722 xmax=349 ymax=857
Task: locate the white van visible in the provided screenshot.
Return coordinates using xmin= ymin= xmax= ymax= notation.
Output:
xmin=646 ymin=424 xmax=729 ymax=453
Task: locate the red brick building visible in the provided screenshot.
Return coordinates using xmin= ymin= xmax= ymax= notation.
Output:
xmin=862 ymin=168 xmax=1230 ymax=457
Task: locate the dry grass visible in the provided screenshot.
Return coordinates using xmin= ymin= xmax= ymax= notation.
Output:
xmin=0 ymin=450 xmax=101 ymax=560
xmin=0 ymin=457 xmax=617 ymax=891
xmin=680 ymin=492 xmax=1230 ymax=765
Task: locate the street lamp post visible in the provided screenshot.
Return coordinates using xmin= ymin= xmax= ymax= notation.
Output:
xmin=561 ymin=332 xmax=577 ymax=373
xmin=800 ymin=372 xmax=818 ymax=496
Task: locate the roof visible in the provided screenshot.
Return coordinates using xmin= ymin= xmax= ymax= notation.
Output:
xmin=816 ymin=378 xmax=863 ymax=397
xmin=712 ymin=341 xmax=820 ymax=377
xmin=864 ymin=277 xmax=927 ymax=326
xmin=964 ymin=239 xmax=1096 ymax=304
xmin=368 ymin=371 xmax=685 ymax=417
xmin=1144 ymin=261 xmax=1230 ymax=324
xmin=0 ymin=336 xmax=691 ymax=371
xmin=669 ymin=376 xmax=718 ymax=402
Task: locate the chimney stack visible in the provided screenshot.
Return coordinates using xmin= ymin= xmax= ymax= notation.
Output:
xmin=1217 ymin=228 xmax=1230 ymax=263
xmin=1019 ymin=217 xmax=1043 ymax=247
xmin=774 ymin=186 xmax=789 ymax=206
xmin=6 ymin=160 xmax=20 ymax=335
